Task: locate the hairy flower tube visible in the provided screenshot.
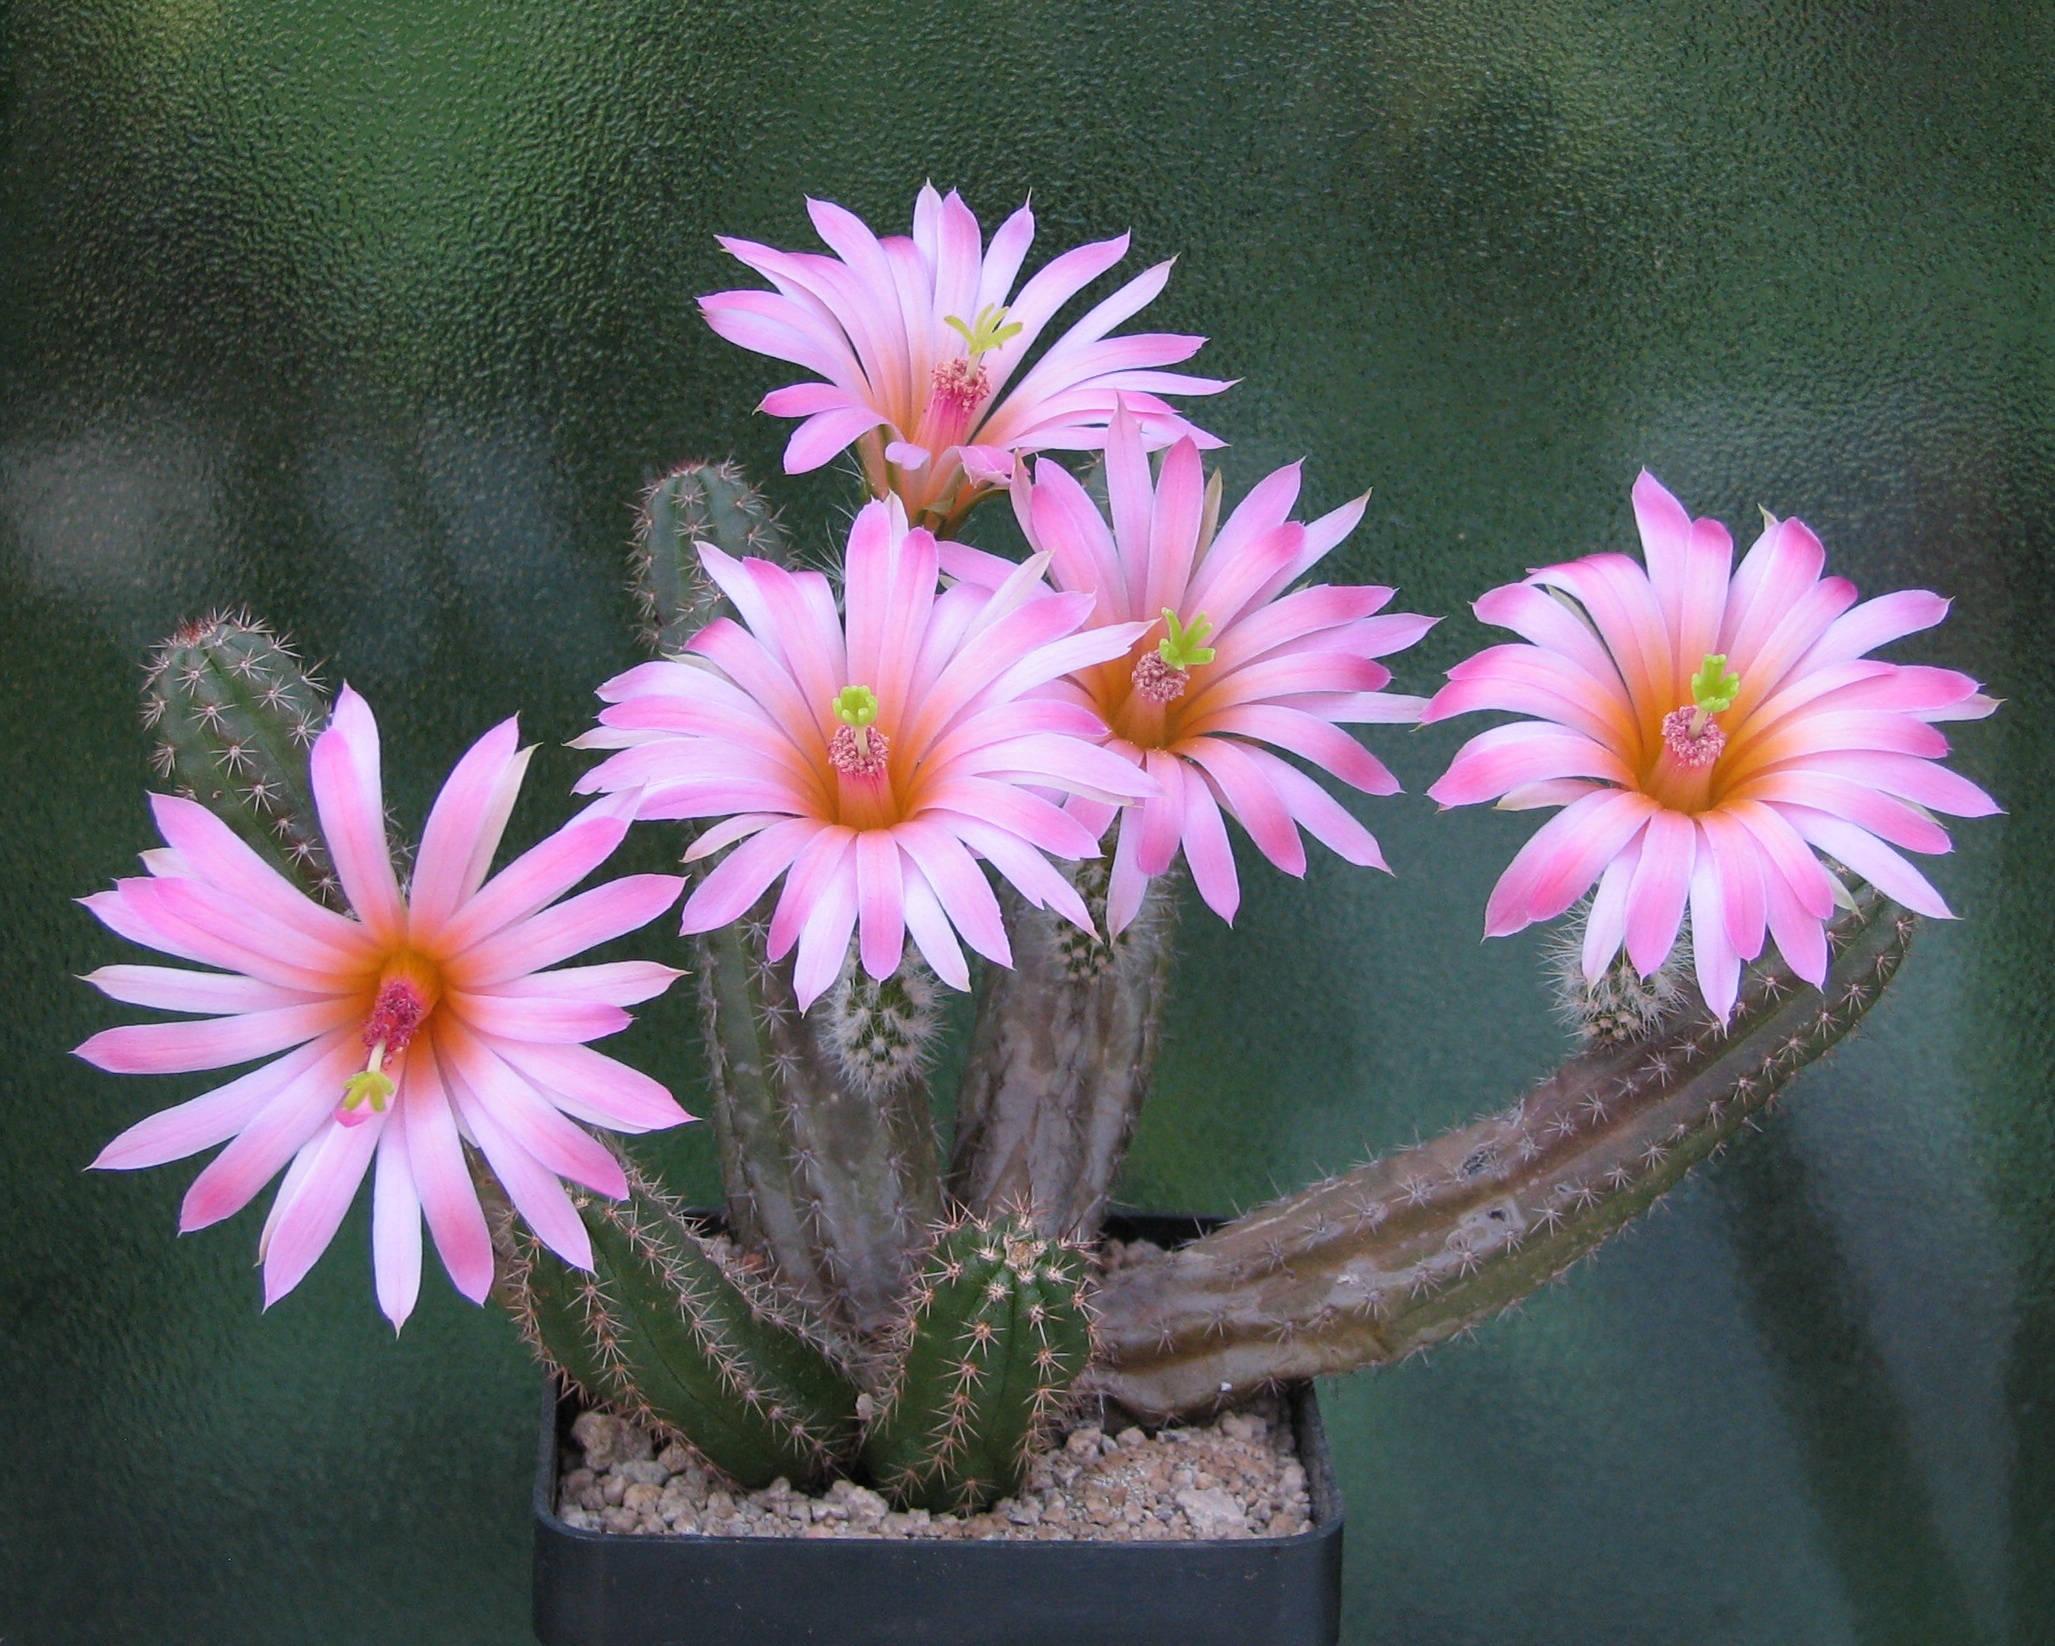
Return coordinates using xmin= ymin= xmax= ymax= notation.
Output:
xmin=573 ymin=497 xmax=1158 ymax=1009
xmin=940 ymin=406 xmax=1436 ymax=935
xmin=699 ymin=184 xmax=1231 ymax=530
xmin=77 ymin=689 xmax=691 ymax=1328
xmin=1424 ymin=471 xmax=2000 ymax=1016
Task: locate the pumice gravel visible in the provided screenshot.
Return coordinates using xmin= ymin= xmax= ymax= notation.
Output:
xmin=557 ymin=1396 xmax=1313 ymax=1542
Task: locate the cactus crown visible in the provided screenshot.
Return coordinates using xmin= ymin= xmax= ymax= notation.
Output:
xmin=630 ymin=460 xmax=792 ymax=656
xmin=861 ymin=1212 xmax=1095 ymax=1512
xmin=142 ymin=610 xmax=335 ymax=903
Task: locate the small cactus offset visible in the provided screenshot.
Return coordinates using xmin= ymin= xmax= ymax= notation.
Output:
xmin=497 ymin=1150 xmax=863 ymax=1489
xmin=861 ymin=1213 xmax=1095 ymax=1513
xmin=141 ymin=611 xmax=334 ymax=902
xmin=630 ymin=459 xmax=793 ymax=656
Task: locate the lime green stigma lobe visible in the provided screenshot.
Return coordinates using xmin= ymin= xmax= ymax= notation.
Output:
xmin=1691 ymin=654 xmax=1742 ymax=714
xmin=943 ymin=305 xmax=1024 ymax=360
xmin=1158 ymin=609 xmax=1217 ymax=670
xmin=834 ymin=685 xmax=880 ymax=729
xmin=834 ymin=684 xmax=882 ymax=759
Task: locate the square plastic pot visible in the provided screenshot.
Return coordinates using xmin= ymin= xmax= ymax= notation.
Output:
xmin=530 ymin=1214 xmax=1344 ymax=1646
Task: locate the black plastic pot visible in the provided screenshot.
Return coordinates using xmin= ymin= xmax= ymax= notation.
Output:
xmin=530 ymin=1215 xmax=1344 ymax=1646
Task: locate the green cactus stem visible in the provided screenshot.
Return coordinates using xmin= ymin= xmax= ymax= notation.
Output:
xmin=630 ymin=459 xmax=793 ymax=657
xmin=1083 ymin=888 xmax=1916 ymax=1422
xmin=861 ymin=1213 xmax=1095 ymax=1513
xmin=141 ymin=611 xmax=334 ymax=902
xmin=495 ymin=1149 xmax=862 ymax=1488
xmin=949 ymin=862 xmax=1180 ymax=1241
xmin=628 ymin=458 xmax=943 ymax=1338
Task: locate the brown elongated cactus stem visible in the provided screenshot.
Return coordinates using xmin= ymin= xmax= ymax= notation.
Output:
xmin=1084 ymin=890 xmax=1916 ymax=1421
xmin=694 ymin=909 xmax=943 ymax=1342
xmin=948 ymin=861 xmax=1179 ymax=1241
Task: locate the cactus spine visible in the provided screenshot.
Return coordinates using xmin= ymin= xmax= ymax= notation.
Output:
xmin=949 ymin=862 xmax=1180 ymax=1240
xmin=1547 ymin=900 xmax=1695 ymax=1046
xmin=142 ymin=611 xmax=334 ymax=902
xmin=862 ymin=1213 xmax=1095 ymax=1512
xmin=691 ymin=915 xmax=944 ymax=1339
xmin=497 ymin=1150 xmax=862 ymax=1488
xmin=631 ymin=460 xmax=793 ymax=657
xmin=629 ymin=458 xmax=943 ymax=1338
xmin=1084 ymin=889 xmax=1916 ymax=1421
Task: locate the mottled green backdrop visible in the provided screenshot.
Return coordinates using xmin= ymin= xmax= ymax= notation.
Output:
xmin=2 ymin=3 xmax=2048 ymax=1642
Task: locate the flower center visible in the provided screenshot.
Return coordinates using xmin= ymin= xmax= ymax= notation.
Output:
xmin=336 ymin=969 xmax=435 ymax=1128
xmin=829 ymin=683 xmax=890 ymax=780
xmin=1110 ymin=610 xmax=1219 ymax=744
xmin=931 ymin=357 xmax=990 ymax=417
xmin=1654 ymin=653 xmax=1743 ymax=781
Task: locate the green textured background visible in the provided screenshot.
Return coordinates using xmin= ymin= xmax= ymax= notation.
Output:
xmin=1 ymin=3 xmax=2047 ymax=1642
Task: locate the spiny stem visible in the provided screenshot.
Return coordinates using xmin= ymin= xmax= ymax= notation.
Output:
xmin=1083 ymin=889 xmax=1916 ymax=1421
xmin=949 ymin=863 xmax=1180 ymax=1240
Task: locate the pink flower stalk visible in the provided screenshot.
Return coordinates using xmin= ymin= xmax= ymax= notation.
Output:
xmin=699 ymin=184 xmax=1231 ymax=531
xmin=77 ymin=689 xmax=691 ymax=1329
xmin=939 ymin=406 xmax=1437 ymax=936
xmin=1424 ymin=471 xmax=2000 ymax=1016
xmin=573 ymin=497 xmax=1159 ymax=1009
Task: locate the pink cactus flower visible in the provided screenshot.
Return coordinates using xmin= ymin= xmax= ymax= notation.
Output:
xmin=939 ymin=406 xmax=1437 ymax=936
xmin=574 ymin=497 xmax=1158 ymax=1009
xmin=699 ymin=184 xmax=1231 ymax=532
xmin=1424 ymin=471 xmax=2000 ymax=1016
xmin=77 ymin=689 xmax=691 ymax=1329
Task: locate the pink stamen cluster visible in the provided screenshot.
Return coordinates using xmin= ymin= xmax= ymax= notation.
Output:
xmin=829 ymin=723 xmax=892 ymax=779
xmin=1659 ymin=707 xmax=1725 ymax=769
xmin=360 ymin=978 xmax=427 ymax=1053
xmin=1129 ymin=652 xmax=1189 ymax=703
xmin=931 ymin=358 xmax=989 ymax=417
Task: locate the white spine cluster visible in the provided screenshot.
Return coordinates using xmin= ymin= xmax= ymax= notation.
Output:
xmin=821 ymin=949 xmax=941 ymax=1098
xmin=1547 ymin=901 xmax=1695 ymax=1046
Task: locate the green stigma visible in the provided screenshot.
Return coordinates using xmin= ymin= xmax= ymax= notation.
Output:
xmin=1158 ymin=609 xmax=1217 ymax=670
xmin=943 ymin=304 xmax=1024 ymax=360
xmin=1691 ymin=653 xmax=1743 ymax=714
xmin=341 ymin=1067 xmax=394 ymax=1115
xmin=834 ymin=684 xmax=880 ymax=729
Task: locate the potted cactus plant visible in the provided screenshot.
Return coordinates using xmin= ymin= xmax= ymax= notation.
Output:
xmin=69 ymin=186 xmax=1999 ymax=1646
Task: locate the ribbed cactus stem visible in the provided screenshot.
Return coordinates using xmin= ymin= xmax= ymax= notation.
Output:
xmin=142 ymin=610 xmax=334 ymax=902
xmin=628 ymin=457 xmax=944 ymax=1339
xmin=693 ymin=913 xmax=943 ymax=1341
xmin=1084 ymin=889 xmax=1916 ymax=1421
xmin=861 ymin=1213 xmax=1095 ymax=1512
xmin=630 ymin=459 xmax=793 ymax=657
xmin=949 ymin=861 xmax=1180 ymax=1240
xmin=495 ymin=1149 xmax=861 ymax=1488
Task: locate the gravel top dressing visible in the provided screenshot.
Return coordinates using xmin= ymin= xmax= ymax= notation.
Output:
xmin=556 ymin=1396 xmax=1313 ymax=1543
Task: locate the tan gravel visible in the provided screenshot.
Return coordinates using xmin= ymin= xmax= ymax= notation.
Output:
xmin=555 ymin=1396 xmax=1313 ymax=1542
